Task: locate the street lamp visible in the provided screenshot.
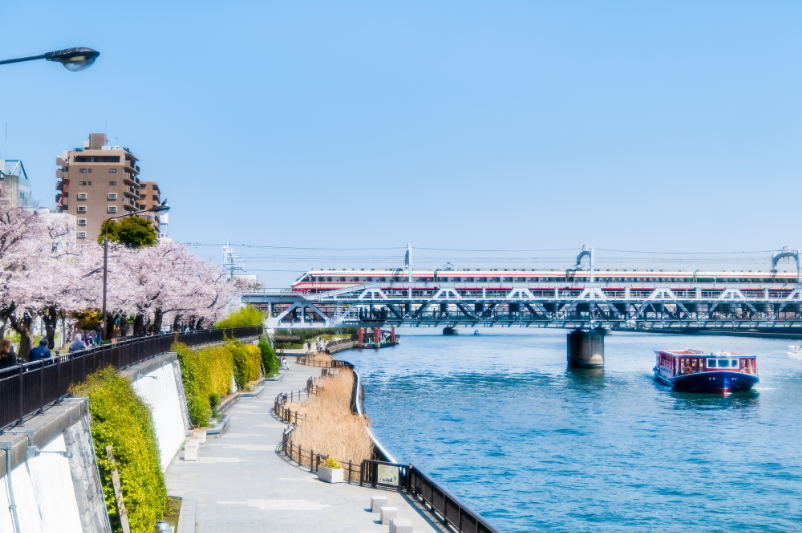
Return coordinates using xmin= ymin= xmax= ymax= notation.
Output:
xmin=0 ymin=47 xmax=100 ymax=71
xmin=101 ymin=202 xmax=171 ymax=341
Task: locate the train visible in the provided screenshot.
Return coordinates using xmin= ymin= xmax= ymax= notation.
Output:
xmin=290 ymin=268 xmax=800 ymax=293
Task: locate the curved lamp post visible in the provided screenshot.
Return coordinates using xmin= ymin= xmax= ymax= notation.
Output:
xmin=101 ymin=202 xmax=171 ymax=341
xmin=0 ymin=47 xmax=100 ymax=71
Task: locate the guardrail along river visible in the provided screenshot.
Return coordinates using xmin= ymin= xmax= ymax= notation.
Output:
xmin=343 ymin=328 xmax=802 ymax=532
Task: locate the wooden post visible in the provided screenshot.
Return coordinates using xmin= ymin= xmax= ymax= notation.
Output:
xmin=105 ymin=446 xmax=131 ymax=533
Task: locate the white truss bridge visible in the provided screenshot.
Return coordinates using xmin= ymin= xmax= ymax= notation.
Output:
xmin=244 ymin=281 xmax=802 ymax=332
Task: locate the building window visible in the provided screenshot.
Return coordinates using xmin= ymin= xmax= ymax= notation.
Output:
xmin=152 ymin=195 xmax=159 ymax=201
xmin=108 ymin=206 xmax=117 ymax=213
xmin=77 ymin=193 xmax=87 ymax=200
xmin=79 ymin=181 xmax=87 ymax=186
xmin=77 ymin=232 xmax=86 ymax=239
xmin=109 ymin=181 xmax=117 ymax=186
xmin=108 ymin=193 xmax=117 ymax=200
xmin=88 ymin=181 xmax=92 ymax=185
xmin=77 ymin=219 xmax=86 ymax=225
xmin=88 ymin=168 xmax=92 ymax=173
xmin=78 ymin=206 xmax=87 ymax=213
xmin=110 ymin=169 xmax=117 ymax=173
xmin=80 ymin=168 xmax=87 ymax=173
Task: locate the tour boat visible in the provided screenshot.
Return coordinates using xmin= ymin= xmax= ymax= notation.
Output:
xmin=654 ymin=349 xmax=759 ymax=393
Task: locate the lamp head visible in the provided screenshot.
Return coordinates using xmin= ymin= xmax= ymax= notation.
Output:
xmin=149 ymin=200 xmax=170 ymax=215
xmin=45 ymin=47 xmax=100 ymax=71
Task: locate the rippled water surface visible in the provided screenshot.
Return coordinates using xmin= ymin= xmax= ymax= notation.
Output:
xmin=342 ymin=329 xmax=802 ymax=532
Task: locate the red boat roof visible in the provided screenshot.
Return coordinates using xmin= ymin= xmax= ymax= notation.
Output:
xmin=657 ymin=349 xmax=748 ymax=357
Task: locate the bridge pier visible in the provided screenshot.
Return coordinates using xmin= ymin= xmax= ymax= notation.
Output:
xmin=567 ymin=329 xmax=604 ymax=368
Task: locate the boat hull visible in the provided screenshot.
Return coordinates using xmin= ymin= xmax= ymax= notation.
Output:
xmin=657 ymin=371 xmax=759 ymax=393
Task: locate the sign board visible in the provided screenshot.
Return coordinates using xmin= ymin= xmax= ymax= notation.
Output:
xmin=377 ymin=464 xmax=400 ymax=486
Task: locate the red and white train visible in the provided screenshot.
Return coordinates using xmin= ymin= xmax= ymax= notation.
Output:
xmin=290 ymin=268 xmax=800 ymax=293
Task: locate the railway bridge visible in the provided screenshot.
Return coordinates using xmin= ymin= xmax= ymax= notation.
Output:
xmin=243 ymin=246 xmax=802 ymax=367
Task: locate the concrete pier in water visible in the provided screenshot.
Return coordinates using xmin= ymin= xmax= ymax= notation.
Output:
xmin=567 ymin=329 xmax=605 ymax=368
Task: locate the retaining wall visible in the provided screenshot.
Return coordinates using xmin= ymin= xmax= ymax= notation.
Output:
xmin=0 ymin=401 xmax=110 ymax=533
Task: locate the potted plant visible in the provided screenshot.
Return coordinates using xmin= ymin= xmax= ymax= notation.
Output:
xmin=318 ymin=457 xmax=344 ymax=484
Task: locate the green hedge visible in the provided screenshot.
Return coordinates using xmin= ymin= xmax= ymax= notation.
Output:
xmin=231 ymin=339 xmax=262 ymax=390
xmin=173 ymin=339 xmax=262 ymax=426
xmin=70 ymin=367 xmax=166 ymax=533
xmin=259 ymin=335 xmax=280 ymax=377
xmin=212 ymin=304 xmax=265 ymax=329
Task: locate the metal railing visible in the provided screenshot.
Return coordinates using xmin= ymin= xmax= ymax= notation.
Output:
xmin=0 ymin=325 xmax=262 ymax=429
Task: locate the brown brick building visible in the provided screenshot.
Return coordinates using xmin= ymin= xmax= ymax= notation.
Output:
xmin=56 ymin=134 xmax=162 ymax=241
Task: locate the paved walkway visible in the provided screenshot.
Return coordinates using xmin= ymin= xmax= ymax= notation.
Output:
xmin=165 ymin=361 xmax=445 ymax=533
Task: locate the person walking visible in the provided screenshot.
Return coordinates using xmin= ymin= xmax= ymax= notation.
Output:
xmin=28 ymin=339 xmax=52 ymax=362
xmin=69 ymin=333 xmax=87 ymax=353
xmin=0 ymin=339 xmax=18 ymax=368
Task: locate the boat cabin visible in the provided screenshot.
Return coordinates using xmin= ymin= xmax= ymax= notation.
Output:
xmin=655 ymin=349 xmax=758 ymax=380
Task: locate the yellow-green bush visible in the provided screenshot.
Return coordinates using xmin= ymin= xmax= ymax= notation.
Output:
xmin=212 ymin=304 xmax=265 ymax=329
xmin=70 ymin=367 xmax=166 ymax=533
xmin=173 ymin=340 xmax=260 ymax=425
xmin=173 ymin=342 xmax=234 ymax=427
xmin=231 ymin=339 xmax=262 ymax=390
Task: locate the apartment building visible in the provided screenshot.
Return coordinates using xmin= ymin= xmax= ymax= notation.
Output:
xmin=137 ymin=181 xmax=167 ymax=237
xmin=56 ymin=133 xmax=156 ymax=241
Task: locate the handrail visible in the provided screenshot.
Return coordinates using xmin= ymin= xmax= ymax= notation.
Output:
xmin=276 ymin=358 xmax=498 ymax=533
xmin=0 ymin=325 xmax=263 ymax=429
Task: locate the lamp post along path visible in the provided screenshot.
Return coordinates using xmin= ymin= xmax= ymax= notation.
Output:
xmin=101 ymin=203 xmax=170 ymax=341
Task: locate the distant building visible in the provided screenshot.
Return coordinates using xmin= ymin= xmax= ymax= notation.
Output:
xmin=56 ymin=133 xmax=146 ymax=241
xmin=137 ymin=181 xmax=167 ymax=237
xmin=0 ymin=159 xmax=31 ymax=206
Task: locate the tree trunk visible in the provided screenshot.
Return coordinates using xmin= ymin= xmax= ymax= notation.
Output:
xmin=172 ymin=313 xmax=182 ymax=332
xmin=104 ymin=312 xmax=115 ymax=340
xmin=153 ymin=309 xmax=163 ymax=335
xmin=42 ymin=307 xmax=58 ymax=349
xmin=133 ymin=313 xmax=146 ymax=337
xmin=9 ymin=311 xmax=34 ymax=362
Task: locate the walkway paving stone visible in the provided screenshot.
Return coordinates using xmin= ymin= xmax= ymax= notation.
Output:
xmin=165 ymin=361 xmax=446 ymax=533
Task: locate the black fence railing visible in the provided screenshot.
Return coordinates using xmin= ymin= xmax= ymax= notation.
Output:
xmin=0 ymin=325 xmax=262 ymax=429
xmin=274 ymin=364 xmax=499 ymax=533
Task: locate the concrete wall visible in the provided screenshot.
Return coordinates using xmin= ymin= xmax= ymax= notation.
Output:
xmin=0 ymin=419 xmax=109 ymax=533
xmin=131 ymin=359 xmax=189 ymax=471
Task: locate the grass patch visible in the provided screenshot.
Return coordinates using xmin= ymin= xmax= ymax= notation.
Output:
xmin=70 ymin=367 xmax=166 ymax=533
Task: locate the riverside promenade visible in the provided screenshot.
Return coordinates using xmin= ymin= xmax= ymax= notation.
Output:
xmin=165 ymin=360 xmax=445 ymax=533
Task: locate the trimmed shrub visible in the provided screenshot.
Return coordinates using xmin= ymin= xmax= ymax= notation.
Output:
xmin=173 ymin=342 xmax=233 ymax=427
xmin=70 ymin=367 xmax=166 ymax=533
xmin=258 ymin=335 xmax=280 ymax=377
xmin=230 ymin=339 xmax=261 ymax=390
xmin=212 ymin=304 xmax=265 ymax=329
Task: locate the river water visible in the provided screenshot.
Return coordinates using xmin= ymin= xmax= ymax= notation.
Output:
xmin=343 ymin=329 xmax=802 ymax=532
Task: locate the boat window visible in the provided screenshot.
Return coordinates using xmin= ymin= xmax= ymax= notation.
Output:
xmin=731 ymin=360 xmax=738 ymax=367
xmin=707 ymin=359 xmax=716 ymax=368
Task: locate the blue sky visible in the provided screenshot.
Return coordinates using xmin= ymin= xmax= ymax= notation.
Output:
xmin=2 ymin=1 xmax=801 ymax=285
